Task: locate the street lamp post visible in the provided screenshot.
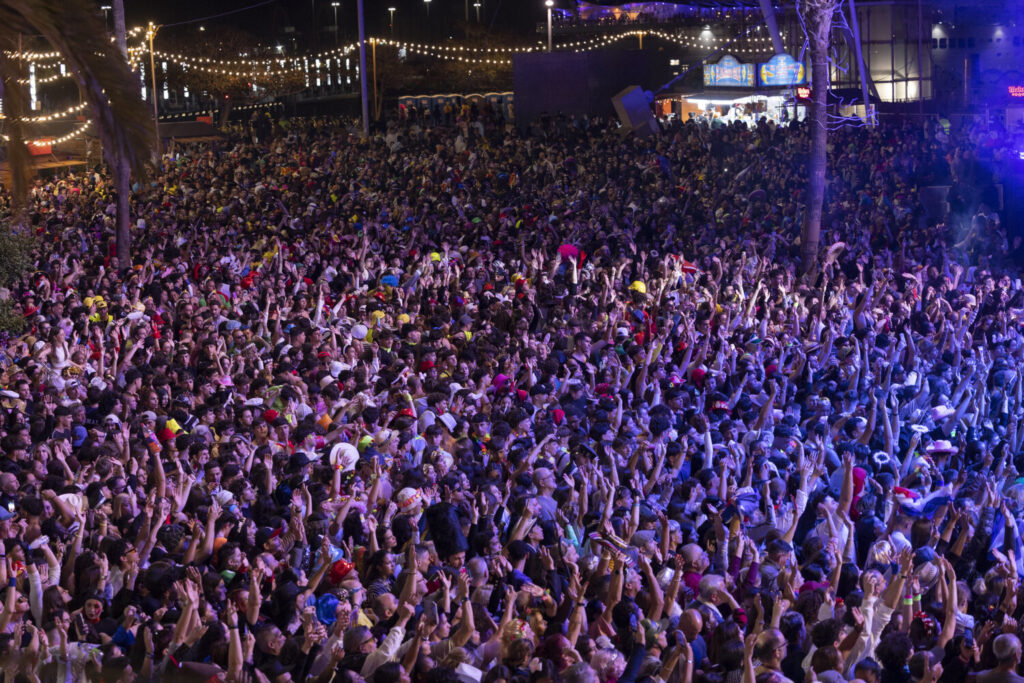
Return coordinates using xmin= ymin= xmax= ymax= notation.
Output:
xmin=311 ymin=0 xmax=317 ymax=48
xmin=388 ymin=7 xmax=396 ymax=36
xmin=147 ymin=23 xmax=161 ymax=151
xmin=357 ymin=0 xmax=368 ymax=136
xmin=474 ymin=2 xmax=481 ymax=22
xmin=332 ymin=1 xmax=340 ymax=45
xmin=545 ymin=0 xmax=554 ymax=52
xmin=424 ymin=0 xmax=431 ymax=18
xmin=100 ymin=5 xmax=111 ymax=31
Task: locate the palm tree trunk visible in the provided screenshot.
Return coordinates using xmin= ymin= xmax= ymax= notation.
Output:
xmin=112 ymin=0 xmax=131 ymax=270
xmin=800 ymin=1 xmax=835 ymax=271
xmin=758 ymin=0 xmax=786 ymax=55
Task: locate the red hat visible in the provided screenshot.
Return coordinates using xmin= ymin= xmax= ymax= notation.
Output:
xmin=516 ymin=389 xmax=528 ymax=401
xmin=419 ymin=360 xmax=435 ymax=372
xmin=317 ymin=350 xmax=332 ymax=359
xmin=399 ymin=407 xmax=415 ymax=418
xmin=156 ymin=428 xmax=176 ymax=443
xmin=328 ymin=559 xmax=355 ymax=584
xmin=263 ymin=409 xmax=279 ymax=423
xmin=552 ymin=408 xmax=565 ymax=425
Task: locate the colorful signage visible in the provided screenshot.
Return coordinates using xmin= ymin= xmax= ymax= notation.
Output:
xmin=703 ymin=55 xmax=755 ymax=87
xmin=1009 ymin=86 xmax=1024 ymax=97
xmin=759 ymin=53 xmax=807 ymax=86
xmin=796 ymin=86 xmax=812 ymax=100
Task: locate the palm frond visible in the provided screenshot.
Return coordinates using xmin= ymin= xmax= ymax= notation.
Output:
xmin=0 ymin=0 xmax=155 ymax=188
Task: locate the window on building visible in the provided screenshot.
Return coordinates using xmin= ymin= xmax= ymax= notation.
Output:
xmin=939 ymin=38 xmax=947 ymax=49
xmin=932 ymin=38 xmax=938 ymax=49
xmin=958 ymin=38 xmax=966 ymax=48
xmin=969 ymin=37 xmax=975 ymax=47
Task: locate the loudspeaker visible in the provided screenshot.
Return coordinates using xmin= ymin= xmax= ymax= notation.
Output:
xmin=612 ymin=85 xmax=658 ymax=136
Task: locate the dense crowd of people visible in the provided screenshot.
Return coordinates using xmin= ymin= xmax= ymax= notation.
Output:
xmin=0 ymin=104 xmax=1019 ymax=683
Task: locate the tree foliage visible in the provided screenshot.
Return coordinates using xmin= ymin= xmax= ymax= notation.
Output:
xmin=0 ymin=0 xmax=155 ymax=331
xmin=0 ymin=0 xmax=154 ymax=201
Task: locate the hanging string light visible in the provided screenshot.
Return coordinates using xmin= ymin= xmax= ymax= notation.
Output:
xmin=157 ymin=101 xmax=284 ymax=121
xmin=1 ymin=119 xmax=91 ymax=145
xmin=0 ymin=101 xmax=87 ymax=123
xmin=29 ymin=119 xmax=91 ymax=146
xmin=14 ymin=24 xmax=783 ymax=90
xmin=373 ymin=39 xmax=513 ymax=65
xmin=562 ymin=29 xmax=778 ymax=55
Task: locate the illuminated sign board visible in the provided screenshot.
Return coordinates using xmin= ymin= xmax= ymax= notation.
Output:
xmin=1009 ymin=86 xmax=1024 ymax=97
xmin=796 ymin=86 xmax=812 ymax=100
xmin=759 ymin=53 xmax=807 ymax=86
xmin=703 ymin=55 xmax=755 ymax=87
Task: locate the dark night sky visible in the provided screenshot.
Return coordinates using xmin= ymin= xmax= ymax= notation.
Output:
xmin=123 ymin=0 xmax=545 ymax=44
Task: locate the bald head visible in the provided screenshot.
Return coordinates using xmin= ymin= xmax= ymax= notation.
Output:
xmin=680 ymin=609 xmax=703 ymax=641
xmin=467 ymin=556 xmax=488 ymax=582
xmin=681 ymin=543 xmax=709 ymax=572
xmin=994 ymin=633 xmax=1022 ymax=666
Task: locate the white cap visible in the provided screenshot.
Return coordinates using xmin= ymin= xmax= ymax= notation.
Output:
xmin=351 ymin=324 xmax=368 ymax=340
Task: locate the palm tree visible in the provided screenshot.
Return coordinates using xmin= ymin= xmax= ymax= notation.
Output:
xmin=0 ymin=0 xmax=154 ymax=265
xmin=798 ymin=0 xmax=840 ymax=271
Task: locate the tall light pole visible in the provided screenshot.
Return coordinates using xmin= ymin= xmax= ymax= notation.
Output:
xmin=474 ymin=2 xmax=481 ymax=22
xmin=357 ymin=0 xmax=369 ymax=137
xmin=112 ymin=0 xmax=132 ymax=268
xmin=100 ymin=4 xmax=111 ymax=31
xmin=545 ymin=0 xmax=554 ymax=52
xmin=424 ymin=0 xmax=431 ymax=18
xmin=371 ymin=37 xmax=378 ymax=120
xmin=311 ymin=0 xmax=317 ymax=48
xmin=332 ymin=1 xmax=340 ymax=45
xmin=388 ymin=7 xmax=396 ymax=36
xmin=147 ymin=23 xmax=160 ymax=150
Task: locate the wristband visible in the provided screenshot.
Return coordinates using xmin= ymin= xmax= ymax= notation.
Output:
xmin=7 ymin=578 xmax=14 ymax=588
xmin=902 ymin=597 xmax=914 ymax=606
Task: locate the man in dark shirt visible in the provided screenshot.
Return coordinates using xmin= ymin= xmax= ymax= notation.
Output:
xmin=976 ymin=634 xmax=1024 ymax=683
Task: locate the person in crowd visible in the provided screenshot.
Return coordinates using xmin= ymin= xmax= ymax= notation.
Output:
xmin=0 ymin=107 xmax=1017 ymax=683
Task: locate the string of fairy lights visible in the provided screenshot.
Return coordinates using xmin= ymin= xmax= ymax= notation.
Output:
xmin=0 ymin=101 xmax=88 ymax=123
xmin=0 ymin=119 xmax=91 ymax=146
xmin=158 ymin=101 xmax=283 ymax=121
xmin=142 ymin=26 xmax=778 ymax=73
xmin=2 ymin=25 xmax=788 ymax=148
